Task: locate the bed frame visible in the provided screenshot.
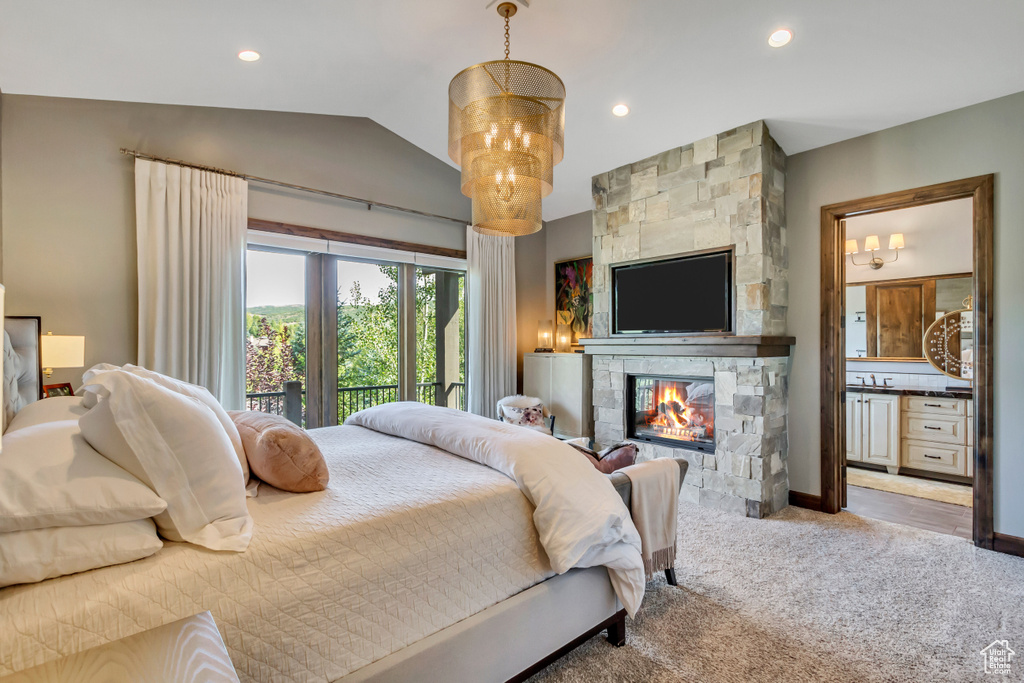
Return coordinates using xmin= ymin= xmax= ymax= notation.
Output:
xmin=3 ymin=316 xmax=43 ymax=428
xmin=341 ymin=457 xmax=688 ymax=683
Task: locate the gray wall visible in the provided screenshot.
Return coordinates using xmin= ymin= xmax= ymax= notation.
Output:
xmin=514 ymin=210 xmax=592 ymax=391
xmin=787 ymin=90 xmax=1024 ymax=538
xmin=0 ymin=95 xmax=469 ymax=386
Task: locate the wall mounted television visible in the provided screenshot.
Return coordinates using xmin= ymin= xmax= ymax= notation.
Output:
xmin=611 ymin=250 xmax=733 ymax=335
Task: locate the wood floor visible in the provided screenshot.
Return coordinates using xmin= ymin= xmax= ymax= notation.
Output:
xmin=845 ymin=485 xmax=973 ymax=539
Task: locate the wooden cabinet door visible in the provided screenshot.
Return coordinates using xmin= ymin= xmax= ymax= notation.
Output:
xmin=846 ymin=394 xmax=863 ymax=462
xmin=863 ymin=394 xmax=900 ymax=469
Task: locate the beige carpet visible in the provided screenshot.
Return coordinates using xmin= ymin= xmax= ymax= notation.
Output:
xmin=530 ymin=502 xmax=1023 ymax=683
xmin=848 ymin=467 xmax=973 ymax=507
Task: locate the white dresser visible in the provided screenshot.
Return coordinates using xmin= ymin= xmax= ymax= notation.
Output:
xmin=523 ymin=352 xmax=593 ymax=440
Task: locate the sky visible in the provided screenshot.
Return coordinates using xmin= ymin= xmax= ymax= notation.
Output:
xmin=246 ymin=250 xmax=392 ymax=308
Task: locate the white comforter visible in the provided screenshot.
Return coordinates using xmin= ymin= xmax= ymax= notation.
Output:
xmin=0 ymin=426 xmax=555 ymax=681
xmin=346 ymin=403 xmax=646 ymax=616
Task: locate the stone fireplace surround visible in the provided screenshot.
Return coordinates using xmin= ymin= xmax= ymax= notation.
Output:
xmin=582 ymin=121 xmax=793 ymax=518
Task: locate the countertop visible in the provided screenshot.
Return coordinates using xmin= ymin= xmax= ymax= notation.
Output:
xmin=845 ymin=385 xmax=972 ymax=399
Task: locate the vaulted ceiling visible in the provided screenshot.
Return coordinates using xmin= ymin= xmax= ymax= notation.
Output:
xmin=2 ymin=1 xmax=1023 ymax=219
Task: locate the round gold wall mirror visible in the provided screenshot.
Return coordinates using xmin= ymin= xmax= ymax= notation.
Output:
xmin=923 ymin=295 xmax=974 ymax=381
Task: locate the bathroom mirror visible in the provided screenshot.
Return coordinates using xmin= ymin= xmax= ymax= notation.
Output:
xmin=845 ymin=273 xmax=971 ymax=361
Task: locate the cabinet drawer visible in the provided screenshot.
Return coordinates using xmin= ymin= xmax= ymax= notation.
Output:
xmin=901 ymin=440 xmax=968 ymax=476
xmin=901 ymin=413 xmax=965 ymax=445
xmin=903 ymin=396 xmax=965 ymax=416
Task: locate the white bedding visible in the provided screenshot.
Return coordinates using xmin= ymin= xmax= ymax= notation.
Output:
xmin=0 ymin=426 xmax=554 ymax=681
xmin=347 ymin=403 xmax=646 ymax=616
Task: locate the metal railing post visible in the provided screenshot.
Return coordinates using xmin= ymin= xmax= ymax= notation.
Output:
xmin=283 ymin=381 xmax=303 ymax=426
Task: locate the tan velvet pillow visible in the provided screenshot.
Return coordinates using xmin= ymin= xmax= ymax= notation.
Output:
xmin=228 ymin=411 xmax=329 ymax=493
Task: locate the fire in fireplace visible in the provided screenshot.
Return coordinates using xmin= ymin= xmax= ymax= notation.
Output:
xmin=628 ymin=376 xmax=715 ymax=452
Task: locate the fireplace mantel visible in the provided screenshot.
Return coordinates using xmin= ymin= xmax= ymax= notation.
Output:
xmin=581 ymin=335 xmax=795 ymax=358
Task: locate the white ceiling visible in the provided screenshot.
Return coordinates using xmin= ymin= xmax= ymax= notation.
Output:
xmin=2 ymin=1 xmax=1023 ymax=220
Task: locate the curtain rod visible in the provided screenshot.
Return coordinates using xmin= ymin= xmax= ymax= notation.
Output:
xmin=119 ymin=148 xmax=468 ymax=227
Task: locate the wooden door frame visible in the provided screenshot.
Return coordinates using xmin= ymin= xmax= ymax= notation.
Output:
xmin=820 ymin=175 xmax=995 ymax=549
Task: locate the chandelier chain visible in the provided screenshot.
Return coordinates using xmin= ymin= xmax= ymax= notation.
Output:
xmin=504 ymin=10 xmax=510 ymax=59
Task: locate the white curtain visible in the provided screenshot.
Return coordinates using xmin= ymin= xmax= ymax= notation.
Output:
xmin=135 ymin=158 xmax=247 ymax=409
xmin=466 ymin=226 xmax=517 ymax=418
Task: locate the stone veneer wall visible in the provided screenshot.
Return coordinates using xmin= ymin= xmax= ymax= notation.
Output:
xmin=592 ymin=355 xmax=790 ymax=517
xmin=588 ymin=121 xmax=790 ymax=517
xmin=590 ymin=120 xmax=787 ymax=336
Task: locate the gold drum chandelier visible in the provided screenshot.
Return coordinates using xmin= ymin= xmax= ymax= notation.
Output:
xmin=448 ymin=2 xmax=565 ymax=236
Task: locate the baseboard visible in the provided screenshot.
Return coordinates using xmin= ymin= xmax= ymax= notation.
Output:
xmin=993 ymin=532 xmax=1024 ymax=558
xmin=789 ymin=491 xmax=823 ymax=512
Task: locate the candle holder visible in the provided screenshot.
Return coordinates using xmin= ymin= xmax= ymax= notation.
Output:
xmin=535 ymin=319 xmax=553 ymax=352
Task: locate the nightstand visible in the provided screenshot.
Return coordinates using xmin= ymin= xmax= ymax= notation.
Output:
xmin=1 ymin=612 xmax=239 ymax=683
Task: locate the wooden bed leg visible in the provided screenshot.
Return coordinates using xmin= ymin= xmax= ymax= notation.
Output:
xmin=665 ymin=568 xmax=678 ymax=586
xmin=605 ymin=610 xmax=626 ymax=647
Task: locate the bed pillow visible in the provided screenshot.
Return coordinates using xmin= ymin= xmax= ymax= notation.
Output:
xmin=228 ymin=411 xmax=329 ymax=492
xmin=78 ymin=372 xmax=252 ymax=551
xmin=81 ymin=364 xmax=249 ymax=485
xmin=0 ymin=519 xmax=163 ymax=588
xmin=0 ymin=420 xmax=167 ymax=533
xmin=4 ymin=396 xmax=89 ymax=433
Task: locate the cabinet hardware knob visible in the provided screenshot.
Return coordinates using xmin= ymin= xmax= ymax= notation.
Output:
xmin=923 ymin=454 xmax=941 ymax=459
xmin=924 ymin=403 xmax=941 ymax=408
xmin=924 ymin=425 xmax=941 ymax=430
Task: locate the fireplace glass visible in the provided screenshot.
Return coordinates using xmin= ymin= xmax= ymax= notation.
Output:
xmin=628 ymin=376 xmax=715 ymax=451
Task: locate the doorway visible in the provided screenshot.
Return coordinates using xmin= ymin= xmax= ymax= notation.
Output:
xmin=819 ymin=175 xmax=994 ymax=548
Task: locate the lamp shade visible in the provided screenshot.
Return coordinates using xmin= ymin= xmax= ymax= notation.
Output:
xmin=863 ymin=235 xmax=881 ymax=252
xmin=41 ymin=334 xmax=85 ymax=369
xmin=888 ymin=233 xmax=905 ymax=250
xmin=844 ymin=239 xmax=859 ymax=255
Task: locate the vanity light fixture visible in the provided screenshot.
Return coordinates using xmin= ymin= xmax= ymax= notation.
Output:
xmin=846 ymin=233 xmax=905 ymax=270
xmin=238 ymin=50 xmax=261 ymax=62
xmin=768 ymin=29 xmax=793 ymax=48
xmin=612 ymin=104 xmax=630 ymax=117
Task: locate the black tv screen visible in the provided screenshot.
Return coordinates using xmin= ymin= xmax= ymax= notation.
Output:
xmin=612 ymin=251 xmax=732 ymax=334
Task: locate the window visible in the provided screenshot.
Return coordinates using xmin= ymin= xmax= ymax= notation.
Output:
xmin=244 ymin=248 xmax=306 ymax=421
xmin=245 ymin=237 xmax=466 ymax=426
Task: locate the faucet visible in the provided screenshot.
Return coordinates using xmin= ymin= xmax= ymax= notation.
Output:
xmin=883 ymin=377 xmax=893 ymax=387
xmin=856 ymin=376 xmax=867 ymax=386
xmin=869 ymin=374 xmax=877 ymax=387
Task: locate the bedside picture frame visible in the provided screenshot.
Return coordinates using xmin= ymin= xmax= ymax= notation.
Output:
xmin=43 ymin=383 xmax=74 ymax=398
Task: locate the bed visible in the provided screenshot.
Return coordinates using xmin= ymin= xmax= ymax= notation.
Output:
xmin=0 ymin=317 xmax=686 ymax=682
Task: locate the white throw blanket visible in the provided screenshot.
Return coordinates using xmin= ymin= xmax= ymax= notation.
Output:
xmin=346 ymin=403 xmax=647 ymax=616
xmin=622 ymin=459 xmax=680 ymax=579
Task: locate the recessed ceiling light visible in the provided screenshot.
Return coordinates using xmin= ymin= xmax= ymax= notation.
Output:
xmin=238 ymin=50 xmax=261 ymax=62
xmin=612 ymin=104 xmax=630 ymax=117
xmin=768 ymin=29 xmax=792 ymax=48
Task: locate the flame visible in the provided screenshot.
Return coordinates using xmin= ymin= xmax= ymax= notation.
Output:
xmin=639 ymin=381 xmax=713 ymax=443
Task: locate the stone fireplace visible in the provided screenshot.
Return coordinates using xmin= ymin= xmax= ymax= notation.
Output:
xmin=582 ymin=121 xmax=793 ymax=518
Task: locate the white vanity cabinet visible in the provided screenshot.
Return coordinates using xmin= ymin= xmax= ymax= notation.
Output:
xmin=523 ymin=352 xmax=593 ymax=440
xmin=900 ymin=395 xmax=973 ymax=477
xmin=846 ymin=392 xmax=900 ymax=473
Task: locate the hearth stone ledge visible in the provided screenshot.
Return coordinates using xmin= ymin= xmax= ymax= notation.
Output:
xmin=588 ymin=350 xmax=791 ymax=519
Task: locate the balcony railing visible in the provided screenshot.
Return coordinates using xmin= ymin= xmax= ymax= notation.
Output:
xmin=246 ymin=381 xmax=466 ymax=426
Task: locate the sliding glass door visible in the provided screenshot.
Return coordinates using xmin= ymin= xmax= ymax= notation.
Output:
xmin=337 ymin=260 xmax=400 ymax=421
xmin=244 ymin=248 xmax=307 ymax=422
xmin=245 ymin=244 xmax=465 ymax=427
xmin=415 ymin=267 xmax=466 ymax=410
